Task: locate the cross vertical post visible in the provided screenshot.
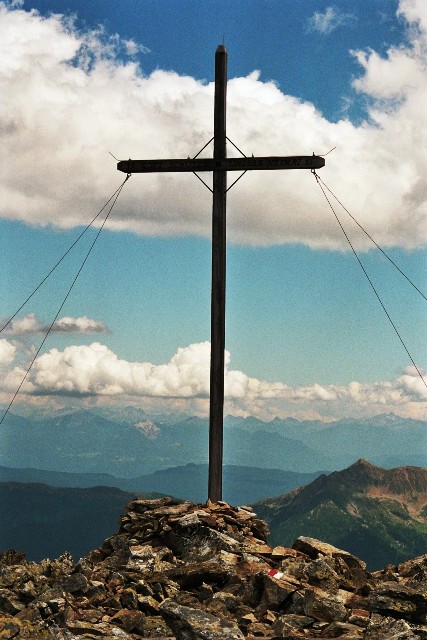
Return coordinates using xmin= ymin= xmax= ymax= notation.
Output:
xmin=209 ymin=45 xmax=227 ymax=502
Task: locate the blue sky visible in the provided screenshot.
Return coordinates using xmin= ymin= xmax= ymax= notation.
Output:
xmin=0 ymin=0 xmax=426 ymax=420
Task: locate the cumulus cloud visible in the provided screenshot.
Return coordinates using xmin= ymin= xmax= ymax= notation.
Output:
xmin=1 ymin=313 xmax=109 ymax=335
xmin=3 ymin=341 xmax=425 ymax=420
xmin=0 ymin=339 xmax=16 ymax=365
xmin=17 ymin=341 xmax=213 ymax=397
xmin=398 ymin=0 xmax=427 ymax=33
xmin=0 ymin=1 xmax=427 ymax=249
xmin=307 ymin=7 xmax=355 ymax=35
xmin=53 ymin=316 xmax=110 ymax=334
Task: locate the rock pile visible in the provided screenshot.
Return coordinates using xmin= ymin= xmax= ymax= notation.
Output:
xmin=1 ymin=496 xmax=426 ymax=639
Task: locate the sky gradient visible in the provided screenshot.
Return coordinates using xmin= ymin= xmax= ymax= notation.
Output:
xmin=0 ymin=0 xmax=426 ymax=420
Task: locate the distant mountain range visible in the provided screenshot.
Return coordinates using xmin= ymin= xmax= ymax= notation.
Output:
xmin=0 ymin=409 xmax=426 ymax=477
xmin=0 ymin=464 xmax=321 ymax=505
xmin=254 ymin=459 xmax=427 ymax=570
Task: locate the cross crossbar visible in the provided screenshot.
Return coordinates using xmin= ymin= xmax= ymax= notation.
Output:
xmin=117 ymin=45 xmax=325 ymax=503
xmin=118 ymin=155 xmax=325 ymax=173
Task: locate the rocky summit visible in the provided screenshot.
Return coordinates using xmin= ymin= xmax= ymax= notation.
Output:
xmin=1 ymin=497 xmax=427 ymax=639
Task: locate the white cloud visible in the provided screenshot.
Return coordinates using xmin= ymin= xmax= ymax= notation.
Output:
xmin=397 ymin=0 xmax=427 ymax=33
xmin=307 ymin=7 xmax=355 ymax=35
xmin=1 ymin=313 xmax=109 ymax=335
xmin=49 ymin=315 xmax=109 ymax=334
xmin=2 ymin=314 xmax=40 ymax=335
xmin=21 ymin=341 xmax=213 ymax=397
xmin=0 ymin=2 xmax=426 ymax=250
xmin=0 ymin=339 xmax=16 ymax=365
xmin=123 ymin=38 xmax=150 ymax=56
xmin=3 ymin=341 xmax=425 ymax=420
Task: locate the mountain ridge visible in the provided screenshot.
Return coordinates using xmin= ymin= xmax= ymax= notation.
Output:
xmin=0 ymin=463 xmax=323 ymax=505
xmin=1 ymin=409 xmax=425 ymax=477
xmin=254 ymin=459 xmax=427 ymax=570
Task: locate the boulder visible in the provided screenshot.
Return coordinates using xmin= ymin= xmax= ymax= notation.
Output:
xmin=159 ymin=599 xmax=245 ymax=639
xmin=303 ymin=588 xmax=348 ymax=622
xmin=364 ymin=614 xmax=419 ymax=639
xmin=368 ymin=581 xmax=427 ymax=623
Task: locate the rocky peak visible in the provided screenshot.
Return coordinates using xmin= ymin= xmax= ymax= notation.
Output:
xmin=295 ymin=459 xmax=427 ymax=500
xmin=1 ymin=496 xmax=427 ymax=638
xmin=333 ymin=459 xmax=384 ymax=485
xmin=341 ymin=460 xmax=427 ymax=500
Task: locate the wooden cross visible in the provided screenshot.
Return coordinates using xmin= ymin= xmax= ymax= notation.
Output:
xmin=118 ymin=46 xmax=325 ymax=502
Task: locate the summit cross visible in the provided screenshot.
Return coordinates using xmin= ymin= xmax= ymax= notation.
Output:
xmin=118 ymin=46 xmax=325 ymax=502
